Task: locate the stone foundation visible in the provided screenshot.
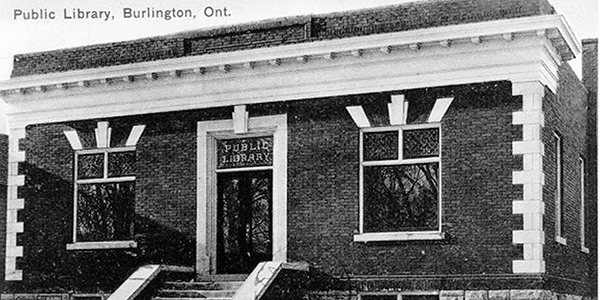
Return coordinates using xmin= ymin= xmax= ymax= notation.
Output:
xmin=306 ymin=290 xmax=587 ymax=300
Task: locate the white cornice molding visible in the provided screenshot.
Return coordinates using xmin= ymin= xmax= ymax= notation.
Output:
xmin=0 ymin=16 xmax=578 ymax=129
xmin=2 ymin=38 xmax=561 ymax=127
xmin=0 ymin=14 xmax=579 ymax=94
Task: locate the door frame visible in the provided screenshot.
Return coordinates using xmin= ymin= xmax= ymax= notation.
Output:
xmin=197 ymin=114 xmax=287 ymax=275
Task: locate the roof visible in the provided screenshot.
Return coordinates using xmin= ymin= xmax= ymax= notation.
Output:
xmin=11 ymin=0 xmax=556 ymax=78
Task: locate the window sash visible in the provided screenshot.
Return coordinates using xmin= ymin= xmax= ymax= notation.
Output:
xmin=76 ymin=181 xmax=135 ymax=242
xmin=73 ymin=147 xmax=136 ymax=244
xmin=358 ymin=124 xmax=442 ymax=236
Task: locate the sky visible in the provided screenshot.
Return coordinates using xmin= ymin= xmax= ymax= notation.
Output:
xmin=0 ymin=0 xmax=597 ymax=133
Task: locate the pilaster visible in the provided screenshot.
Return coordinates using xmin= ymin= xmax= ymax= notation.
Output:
xmin=511 ymin=81 xmax=546 ymax=274
xmin=5 ymin=127 xmax=25 ymax=281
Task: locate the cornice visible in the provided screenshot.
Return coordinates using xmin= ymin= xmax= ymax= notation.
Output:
xmin=0 ymin=15 xmax=580 ymax=97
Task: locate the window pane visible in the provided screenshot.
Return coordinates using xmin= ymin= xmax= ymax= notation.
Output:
xmin=108 ymin=151 xmax=136 ymax=177
xmin=364 ymin=163 xmax=439 ymax=233
xmin=76 ymin=182 xmax=135 ymax=242
xmin=403 ymin=128 xmax=439 ymax=159
xmin=77 ymin=153 xmax=104 ymax=179
xmin=363 ymin=131 xmax=398 ymax=161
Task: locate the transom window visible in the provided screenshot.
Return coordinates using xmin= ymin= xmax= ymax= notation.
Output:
xmin=356 ymin=123 xmax=442 ymax=242
xmin=73 ymin=147 xmax=136 ymax=244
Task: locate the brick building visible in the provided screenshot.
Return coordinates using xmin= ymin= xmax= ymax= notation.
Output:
xmin=0 ymin=0 xmax=596 ymax=299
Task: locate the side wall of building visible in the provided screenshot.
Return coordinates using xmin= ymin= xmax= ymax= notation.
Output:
xmin=542 ymin=63 xmax=590 ymax=294
xmin=0 ymin=134 xmax=8 ymax=291
xmin=581 ymin=38 xmax=598 ymax=298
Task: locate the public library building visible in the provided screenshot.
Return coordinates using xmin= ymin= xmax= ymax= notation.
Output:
xmin=0 ymin=0 xmax=597 ymax=299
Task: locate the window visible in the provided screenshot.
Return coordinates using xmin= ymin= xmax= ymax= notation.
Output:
xmin=580 ymin=157 xmax=589 ymax=253
xmin=554 ymin=132 xmax=566 ymax=244
xmin=69 ymin=146 xmax=136 ymax=249
xmin=355 ymin=124 xmax=442 ymax=242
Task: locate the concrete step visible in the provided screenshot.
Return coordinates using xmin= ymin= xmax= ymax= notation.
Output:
xmin=163 ymin=281 xmax=244 ymax=290
xmin=153 ymin=279 xmax=245 ymax=300
xmin=157 ymin=289 xmax=237 ymax=298
xmin=196 ymin=274 xmax=248 ymax=282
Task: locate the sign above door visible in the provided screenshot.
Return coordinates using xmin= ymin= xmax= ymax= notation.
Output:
xmin=217 ymin=136 xmax=274 ymax=169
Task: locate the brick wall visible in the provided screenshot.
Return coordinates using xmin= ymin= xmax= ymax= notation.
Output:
xmin=286 ymin=81 xmax=526 ymax=290
xmin=11 ymin=0 xmax=555 ymax=77
xmin=581 ymin=38 xmax=597 ymax=297
xmin=542 ymin=63 xmax=590 ymax=294
xmin=9 ymin=108 xmax=230 ymax=293
xmin=0 ymin=134 xmax=7 ymax=289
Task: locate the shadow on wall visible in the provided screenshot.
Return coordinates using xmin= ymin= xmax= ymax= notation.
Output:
xmin=134 ymin=215 xmax=195 ymax=267
xmin=6 ymin=162 xmax=194 ymax=294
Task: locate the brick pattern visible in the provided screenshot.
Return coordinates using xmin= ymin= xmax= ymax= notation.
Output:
xmin=185 ymin=18 xmax=310 ymax=55
xmin=0 ymin=134 xmax=7 ymax=288
xmin=542 ymin=64 xmax=590 ymax=287
xmin=581 ymin=39 xmax=597 ymax=297
xmin=287 ymin=82 xmax=522 ymax=281
xmin=9 ymin=109 xmax=230 ymax=292
xmin=3 ymin=80 xmax=593 ymax=295
xmin=310 ymin=0 xmax=553 ymax=40
xmin=11 ymin=0 xmax=555 ymax=77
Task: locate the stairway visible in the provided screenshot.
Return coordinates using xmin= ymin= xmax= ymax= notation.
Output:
xmin=152 ymin=278 xmax=245 ymax=300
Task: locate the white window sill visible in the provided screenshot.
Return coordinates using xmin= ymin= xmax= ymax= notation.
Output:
xmin=354 ymin=231 xmax=444 ymax=242
xmin=67 ymin=241 xmax=137 ymax=250
xmin=581 ymin=246 xmax=590 ymax=254
xmin=555 ymin=236 xmax=567 ymax=245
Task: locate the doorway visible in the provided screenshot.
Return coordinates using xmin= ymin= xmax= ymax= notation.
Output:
xmin=196 ymin=115 xmax=287 ymax=276
xmin=216 ymin=170 xmax=272 ymax=274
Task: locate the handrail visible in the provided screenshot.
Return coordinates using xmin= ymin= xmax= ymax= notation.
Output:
xmin=233 ymin=261 xmax=309 ymax=300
